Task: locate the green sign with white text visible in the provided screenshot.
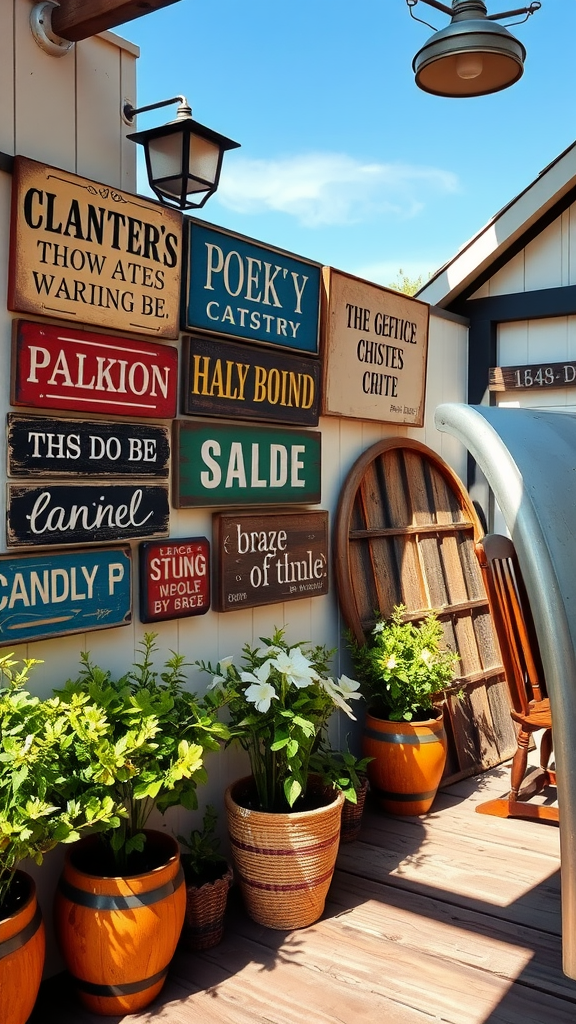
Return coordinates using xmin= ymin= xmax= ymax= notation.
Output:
xmin=173 ymin=422 xmax=321 ymax=507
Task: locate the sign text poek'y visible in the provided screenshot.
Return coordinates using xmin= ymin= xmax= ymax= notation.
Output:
xmin=185 ymin=220 xmax=321 ymax=354
xmin=8 ymin=157 xmax=182 ymax=339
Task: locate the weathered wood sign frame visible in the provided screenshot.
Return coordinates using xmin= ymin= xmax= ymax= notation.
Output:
xmin=139 ymin=537 xmax=210 ymax=622
xmin=7 ymin=484 xmax=170 ymax=548
xmin=11 ymin=320 xmax=178 ymax=418
xmin=8 ymin=157 xmax=182 ymax=338
xmin=0 ymin=546 xmax=132 ymax=645
xmin=489 ymin=361 xmax=576 ymax=392
xmin=184 ymin=219 xmax=321 ymax=354
xmin=173 ymin=421 xmax=322 ymax=508
xmin=7 ymin=414 xmax=170 ymax=478
xmin=322 ymin=267 xmax=429 ymax=425
xmin=213 ymin=509 xmax=329 ymax=612
xmin=181 ymin=334 xmax=321 ymax=425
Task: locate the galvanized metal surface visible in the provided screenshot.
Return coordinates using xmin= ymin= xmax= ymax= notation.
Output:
xmin=434 ymin=402 xmax=576 ymax=979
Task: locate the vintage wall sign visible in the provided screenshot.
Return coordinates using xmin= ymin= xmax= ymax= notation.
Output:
xmin=0 ymin=546 xmax=131 ymax=645
xmin=7 ymin=484 xmax=169 ymax=548
xmin=7 ymin=414 xmax=170 ymax=478
xmin=213 ymin=509 xmax=329 ymax=611
xmin=322 ymin=267 xmax=429 ymax=425
xmin=490 ymin=361 xmax=576 ymax=392
xmin=181 ymin=334 xmax=320 ymax=425
xmin=8 ymin=156 xmax=182 ymax=338
xmin=139 ymin=537 xmax=210 ymax=622
xmin=11 ymin=320 xmax=178 ymax=418
xmin=173 ymin=421 xmax=321 ymax=508
xmin=184 ymin=219 xmax=321 ymax=354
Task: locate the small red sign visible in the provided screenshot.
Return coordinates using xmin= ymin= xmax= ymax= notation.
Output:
xmin=139 ymin=537 xmax=210 ymax=622
xmin=11 ymin=320 xmax=178 ymax=418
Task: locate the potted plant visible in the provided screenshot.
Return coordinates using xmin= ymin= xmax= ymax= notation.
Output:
xmin=348 ymin=605 xmax=460 ymax=815
xmin=53 ymin=634 xmax=228 ymax=1016
xmin=198 ymin=627 xmax=362 ymax=929
xmin=310 ymin=740 xmax=373 ymax=843
xmin=0 ymin=652 xmax=121 ymax=1024
xmin=177 ymin=804 xmax=233 ymax=951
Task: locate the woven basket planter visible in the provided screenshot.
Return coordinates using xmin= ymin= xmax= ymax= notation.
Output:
xmin=181 ymin=865 xmax=233 ymax=951
xmin=225 ymin=776 xmax=344 ymax=930
xmin=340 ymin=776 xmax=370 ymax=843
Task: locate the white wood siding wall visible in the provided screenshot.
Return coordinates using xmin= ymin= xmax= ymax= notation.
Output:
xmin=0 ymin=1 xmax=469 ymax=975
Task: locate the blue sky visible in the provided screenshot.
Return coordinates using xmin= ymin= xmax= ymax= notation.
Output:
xmin=120 ymin=0 xmax=576 ymax=288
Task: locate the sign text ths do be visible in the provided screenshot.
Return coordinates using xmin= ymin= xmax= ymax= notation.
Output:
xmin=8 ymin=157 xmax=182 ymax=338
xmin=213 ymin=509 xmax=329 ymax=612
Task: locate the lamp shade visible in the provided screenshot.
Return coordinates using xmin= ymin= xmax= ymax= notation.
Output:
xmin=413 ymin=1 xmax=526 ymax=98
xmin=127 ymin=117 xmax=240 ymax=210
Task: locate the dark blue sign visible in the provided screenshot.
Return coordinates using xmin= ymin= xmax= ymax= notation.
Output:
xmin=0 ymin=547 xmax=132 ymax=645
xmin=184 ymin=220 xmax=321 ymax=354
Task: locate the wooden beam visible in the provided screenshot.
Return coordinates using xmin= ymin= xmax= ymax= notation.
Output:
xmin=51 ymin=0 xmax=183 ymax=42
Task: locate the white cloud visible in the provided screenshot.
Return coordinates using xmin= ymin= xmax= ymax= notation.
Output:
xmin=217 ymin=153 xmax=459 ymax=227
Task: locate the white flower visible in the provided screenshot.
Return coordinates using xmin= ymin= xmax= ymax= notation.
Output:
xmin=271 ymin=647 xmax=319 ymax=688
xmin=386 ymin=656 xmax=397 ymax=670
xmin=336 ymin=674 xmax=362 ymax=699
xmin=244 ymin=681 xmax=277 ymax=713
xmin=208 ymin=674 xmax=226 ymax=691
xmin=421 ymin=648 xmax=433 ymax=667
xmin=321 ymin=677 xmax=357 ymax=720
xmin=373 ymin=622 xmax=385 ymax=634
xmin=218 ymin=655 xmax=234 ymax=671
xmin=255 ymin=644 xmax=282 ymax=659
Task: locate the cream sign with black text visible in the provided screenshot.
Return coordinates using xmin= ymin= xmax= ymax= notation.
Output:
xmin=8 ymin=156 xmax=182 ymax=338
xmin=322 ymin=268 xmax=429 ymax=425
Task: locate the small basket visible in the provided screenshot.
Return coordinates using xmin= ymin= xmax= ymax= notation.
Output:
xmin=181 ymin=866 xmax=233 ymax=951
xmin=340 ymin=776 xmax=369 ymax=843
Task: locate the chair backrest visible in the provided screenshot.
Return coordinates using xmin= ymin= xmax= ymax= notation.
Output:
xmin=475 ymin=534 xmax=546 ymax=716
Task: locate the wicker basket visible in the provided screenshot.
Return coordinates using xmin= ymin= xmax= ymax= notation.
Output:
xmin=181 ymin=866 xmax=233 ymax=951
xmin=340 ymin=776 xmax=369 ymax=843
xmin=224 ymin=776 xmax=344 ymax=930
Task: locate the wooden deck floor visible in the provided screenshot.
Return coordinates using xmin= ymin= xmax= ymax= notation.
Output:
xmin=31 ymin=759 xmax=576 ymax=1024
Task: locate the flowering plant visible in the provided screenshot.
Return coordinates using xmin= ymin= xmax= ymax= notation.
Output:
xmin=348 ymin=605 xmax=459 ymax=722
xmin=198 ymin=627 xmax=362 ymax=812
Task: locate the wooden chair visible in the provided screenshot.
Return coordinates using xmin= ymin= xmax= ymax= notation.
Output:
xmin=474 ymin=534 xmax=557 ymax=822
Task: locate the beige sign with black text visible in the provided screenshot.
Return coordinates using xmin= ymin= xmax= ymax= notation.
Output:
xmin=322 ymin=267 xmax=429 ymax=425
xmin=8 ymin=156 xmax=182 ymax=339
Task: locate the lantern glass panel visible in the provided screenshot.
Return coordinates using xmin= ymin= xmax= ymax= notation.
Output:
xmin=147 ymin=133 xmax=185 ymax=197
xmin=187 ymin=134 xmax=221 ymax=184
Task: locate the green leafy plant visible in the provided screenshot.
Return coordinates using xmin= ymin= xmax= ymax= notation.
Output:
xmin=310 ymin=740 xmax=373 ymax=804
xmin=199 ymin=627 xmax=362 ymax=813
xmin=57 ymin=633 xmax=229 ymax=872
xmin=348 ymin=605 xmax=460 ymax=722
xmin=0 ymin=652 xmax=121 ymax=914
xmin=177 ymin=804 xmax=228 ymax=887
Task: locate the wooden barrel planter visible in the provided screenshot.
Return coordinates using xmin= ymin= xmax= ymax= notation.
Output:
xmin=362 ymin=710 xmax=448 ymax=815
xmin=54 ymin=830 xmax=185 ymax=1016
xmin=0 ymin=872 xmax=45 ymax=1024
xmin=225 ymin=776 xmax=344 ymax=930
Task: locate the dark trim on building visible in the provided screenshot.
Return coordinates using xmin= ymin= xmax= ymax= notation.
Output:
xmin=429 ymin=304 xmax=469 ymax=326
xmin=0 ymin=152 xmax=14 ymax=174
xmin=458 ymin=284 xmax=576 ymax=324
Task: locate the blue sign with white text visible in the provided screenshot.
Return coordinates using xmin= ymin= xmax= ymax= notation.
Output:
xmin=185 ymin=220 xmax=321 ymax=354
xmin=0 ymin=547 xmax=132 ymax=645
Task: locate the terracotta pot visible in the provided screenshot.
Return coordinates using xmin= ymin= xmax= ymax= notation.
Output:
xmin=54 ymin=830 xmax=185 ymax=1016
xmin=181 ymin=864 xmax=233 ymax=951
xmin=0 ymin=871 xmax=45 ymax=1024
xmin=362 ymin=709 xmax=447 ymax=815
xmin=340 ymin=776 xmax=370 ymax=843
xmin=225 ymin=776 xmax=344 ymax=930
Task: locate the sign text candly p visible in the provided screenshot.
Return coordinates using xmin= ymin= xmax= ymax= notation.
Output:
xmin=0 ymin=546 xmax=131 ymax=645
xmin=8 ymin=157 xmax=182 ymax=338
xmin=174 ymin=421 xmax=321 ymax=507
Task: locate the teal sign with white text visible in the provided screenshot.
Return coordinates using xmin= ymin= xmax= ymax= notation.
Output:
xmin=184 ymin=220 xmax=320 ymax=354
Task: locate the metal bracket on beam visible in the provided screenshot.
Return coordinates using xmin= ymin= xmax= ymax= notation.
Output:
xmin=30 ymin=2 xmax=74 ymax=57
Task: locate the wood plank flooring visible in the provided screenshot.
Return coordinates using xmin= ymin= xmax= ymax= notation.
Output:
xmin=31 ymin=759 xmax=576 ymax=1024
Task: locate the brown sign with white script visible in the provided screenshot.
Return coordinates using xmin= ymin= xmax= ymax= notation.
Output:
xmin=213 ymin=509 xmax=329 ymax=612
xmin=8 ymin=157 xmax=182 ymax=338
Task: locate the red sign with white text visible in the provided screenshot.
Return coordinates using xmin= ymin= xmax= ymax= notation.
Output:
xmin=11 ymin=320 xmax=178 ymax=418
xmin=139 ymin=537 xmax=210 ymax=622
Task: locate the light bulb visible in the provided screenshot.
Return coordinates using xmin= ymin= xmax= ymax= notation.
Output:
xmin=456 ymin=53 xmax=484 ymax=80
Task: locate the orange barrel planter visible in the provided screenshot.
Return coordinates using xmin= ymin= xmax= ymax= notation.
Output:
xmin=54 ymin=830 xmax=185 ymax=1016
xmin=225 ymin=776 xmax=344 ymax=930
xmin=0 ymin=872 xmax=45 ymax=1024
xmin=362 ymin=710 xmax=447 ymax=815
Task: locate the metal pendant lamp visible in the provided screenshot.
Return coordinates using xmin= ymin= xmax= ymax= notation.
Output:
xmin=413 ymin=0 xmax=527 ymax=97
